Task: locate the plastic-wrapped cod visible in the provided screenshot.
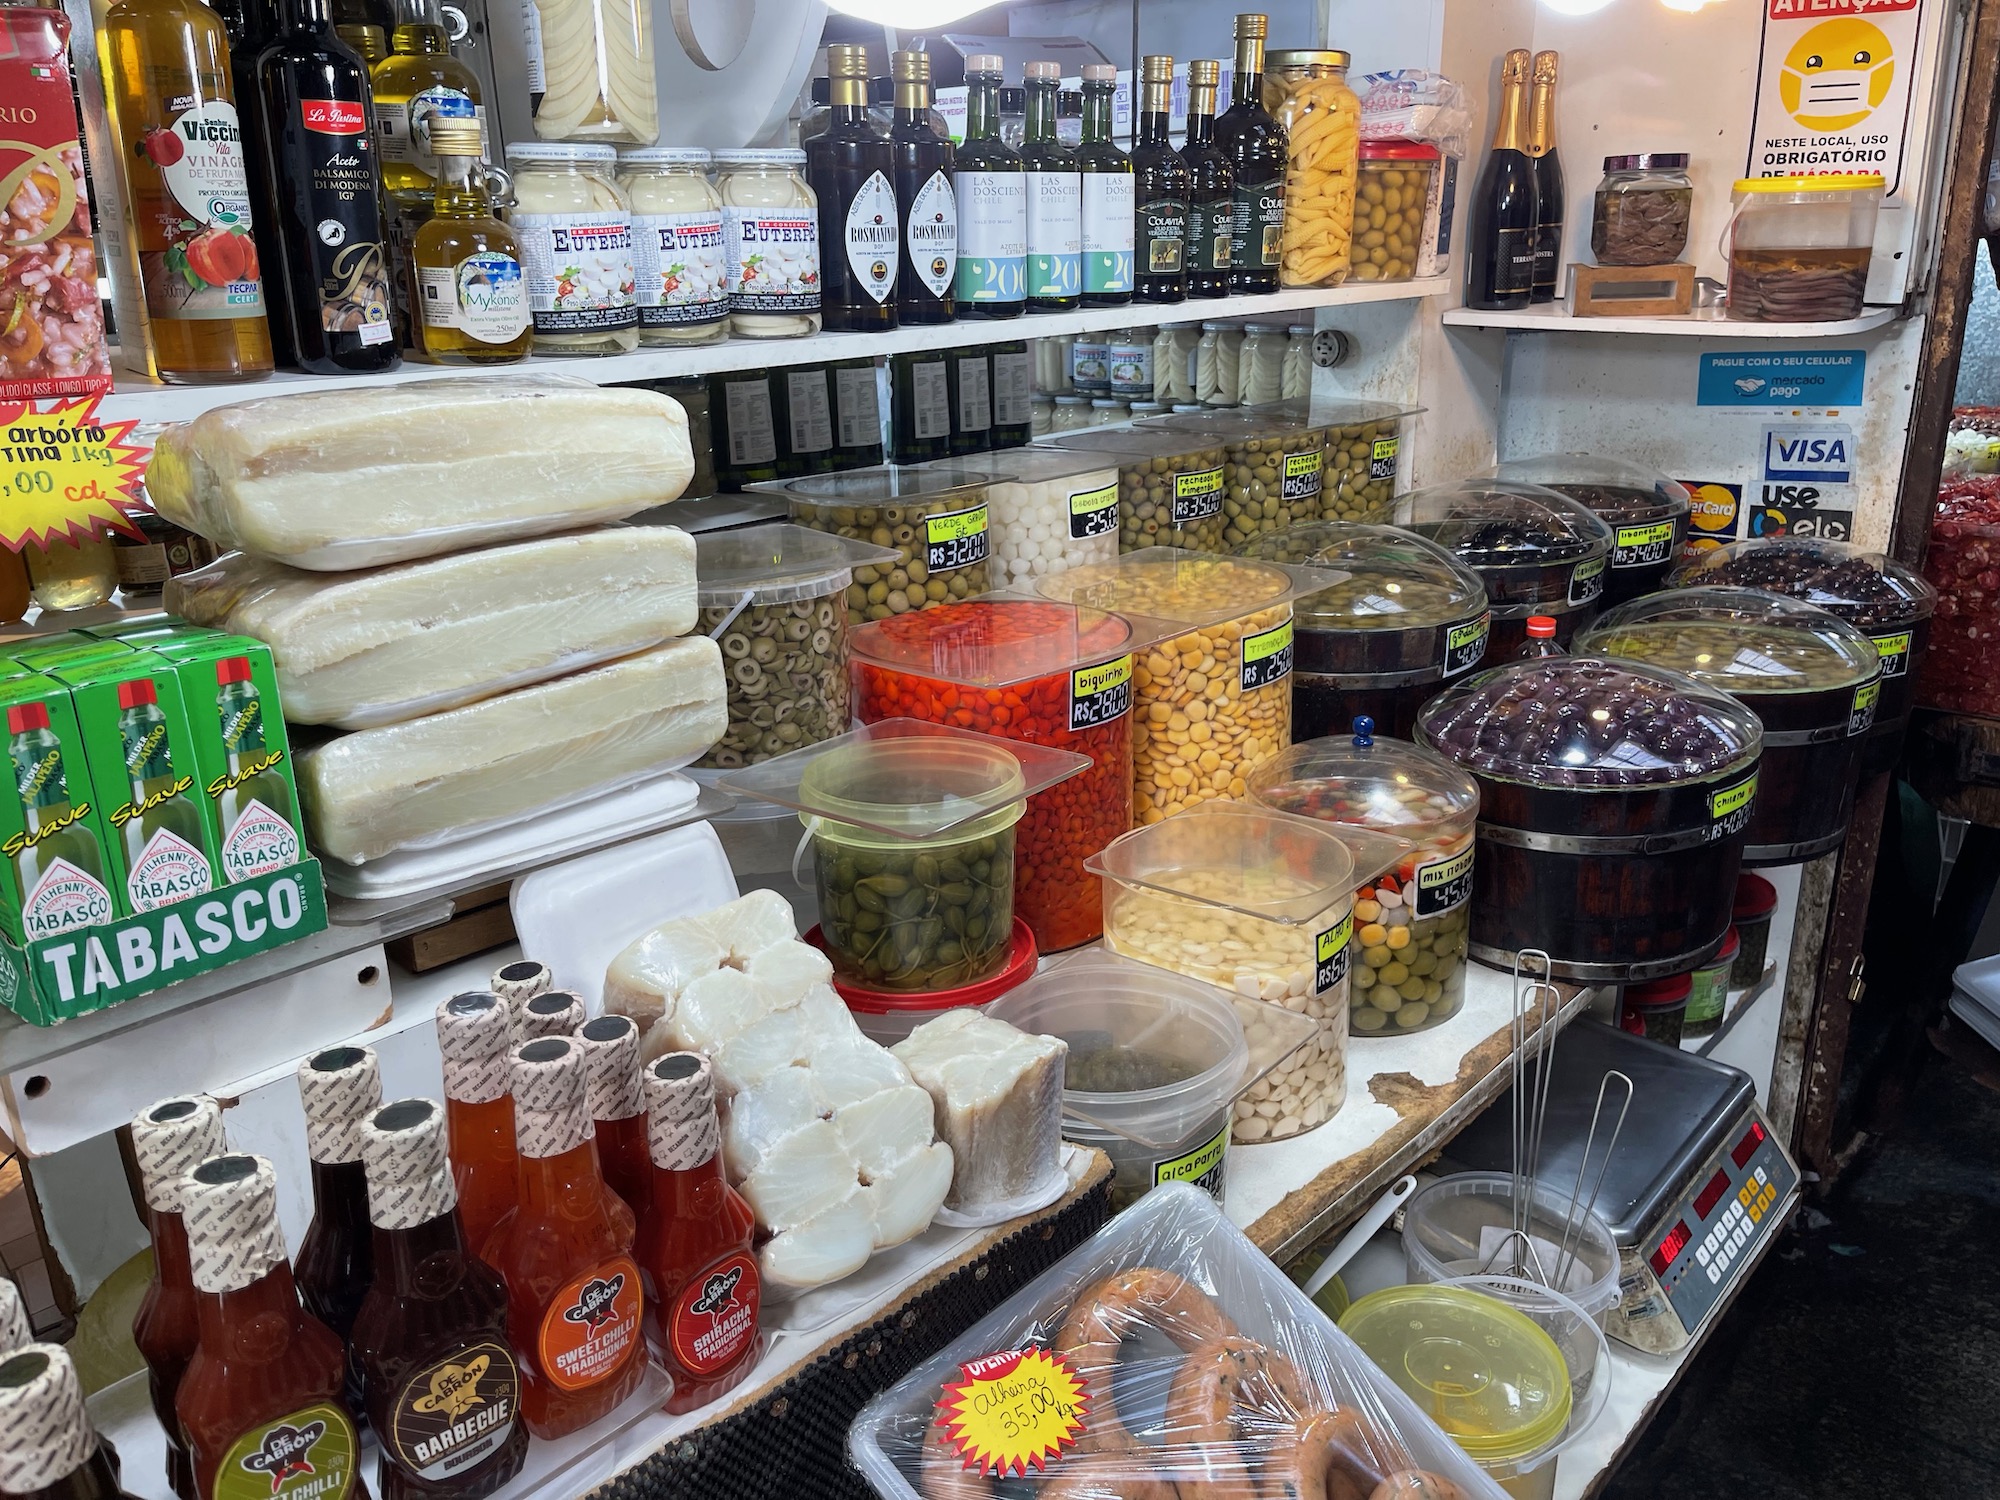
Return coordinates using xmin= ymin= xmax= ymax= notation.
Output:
xmin=891 ymin=1008 xmax=1067 ymax=1213
xmin=167 ymin=529 xmax=699 ymax=729
xmin=298 ymin=636 xmax=725 ymax=863
xmin=145 ymin=378 xmax=696 ymax=570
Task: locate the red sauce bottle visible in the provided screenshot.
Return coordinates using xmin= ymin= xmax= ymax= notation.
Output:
xmin=350 ymin=1099 xmax=527 ymax=1500
xmin=576 ymin=1016 xmax=648 ymax=1222
xmin=435 ymin=993 xmax=517 ymax=1255
xmin=0 ymin=1344 xmax=143 ymax=1500
xmin=637 ymin=1053 xmax=760 ymax=1414
xmin=176 ymin=1155 xmax=369 ymax=1500
xmin=294 ymin=1047 xmax=381 ymax=1416
xmin=129 ymin=1095 xmax=227 ymax=1500
xmin=514 ymin=991 xmax=583 ymax=1044
xmin=482 ymin=1038 xmax=645 ymax=1438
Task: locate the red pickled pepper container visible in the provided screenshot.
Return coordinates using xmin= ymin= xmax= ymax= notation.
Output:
xmin=849 ymin=598 xmax=1138 ymax=951
xmin=434 ymin=993 xmax=518 ymax=1258
xmin=577 ymin=1015 xmax=650 ymax=1222
xmin=636 ymin=1053 xmax=759 ymax=1414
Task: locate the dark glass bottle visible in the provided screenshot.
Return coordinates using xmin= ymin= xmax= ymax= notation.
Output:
xmin=890 ymin=51 xmax=955 ymax=325
xmin=1214 ymin=13 xmax=1287 ymax=295
xmin=779 ymin=365 xmax=838 ymax=478
xmin=1132 ymin=55 xmax=1189 ymax=304
xmin=350 ymin=1100 xmax=528 ymax=1500
xmin=1021 ymin=60 xmax=1080 ymax=311
xmin=890 ymin=350 xmax=952 ymax=464
xmin=1528 ymin=50 xmax=1564 ymax=305
xmin=807 ymin=43 xmax=897 ymax=332
xmin=0 ymin=1345 xmax=144 ymax=1500
xmin=577 ymin=1017 xmax=650 ymax=1225
xmin=989 ymin=340 xmax=1032 ymax=448
xmin=947 ymin=348 xmax=993 ymax=456
xmin=295 ymin=1046 xmax=382 ymax=1419
xmin=256 ymin=0 xmax=399 ymax=371
xmin=1466 ymin=48 xmax=1537 ymax=311
xmin=711 ymin=370 xmax=783 ymax=489
xmin=206 ymin=0 xmax=290 ymax=368
xmin=1076 ymin=63 xmax=1132 ymax=307
xmin=1183 ymin=59 xmax=1234 ymax=299
xmin=952 ymin=55 xmax=1025 ymax=318
xmin=830 ymin=357 xmax=886 ymax=467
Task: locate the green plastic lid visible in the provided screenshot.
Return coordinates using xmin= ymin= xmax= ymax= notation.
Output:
xmin=1339 ymin=1284 xmax=1573 ymax=1463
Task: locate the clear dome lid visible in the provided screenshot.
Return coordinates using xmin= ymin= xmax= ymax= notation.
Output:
xmin=1578 ymin=586 xmax=1879 ymax=694
xmin=1668 ymin=538 xmax=1937 ymax=633
xmin=1247 ymin=723 xmax=1480 ymax=835
xmin=1417 ymin=657 xmax=1763 ymax=789
xmin=1393 ymin=480 xmax=1614 ymax=571
xmin=756 ymin=463 xmax=989 ymax=505
xmin=1494 ymin=454 xmax=1692 ymax=530
xmin=1235 ymin=522 xmax=1488 ymax=633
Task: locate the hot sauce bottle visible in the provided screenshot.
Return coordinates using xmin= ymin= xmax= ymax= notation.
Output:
xmin=637 ymin=1054 xmax=759 ymax=1415
xmin=295 ymin=1047 xmax=381 ymax=1414
xmin=350 ymin=1100 xmax=526 ymax=1500
xmin=487 ymin=961 xmax=550 ymax=1029
xmin=435 ymin=993 xmax=516 ymax=1254
xmin=576 ymin=1017 xmax=647 ymax=1222
xmin=514 ymin=991 xmax=582 ymax=1044
xmin=130 ymin=1096 xmax=227 ymax=1500
xmin=0 ymin=1344 xmax=142 ymax=1500
xmin=176 ymin=1155 xmax=368 ymax=1500
xmin=483 ymin=1039 xmax=644 ymax=1439
xmin=0 ymin=1279 xmax=30 ymax=1357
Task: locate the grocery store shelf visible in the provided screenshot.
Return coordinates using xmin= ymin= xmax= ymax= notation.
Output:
xmin=102 ymin=279 xmax=1451 ymax=427
xmin=1441 ymin=304 xmax=1899 ymax=337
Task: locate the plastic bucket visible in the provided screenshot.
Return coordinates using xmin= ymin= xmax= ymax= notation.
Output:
xmin=1402 ymin=1171 xmax=1621 ymax=1331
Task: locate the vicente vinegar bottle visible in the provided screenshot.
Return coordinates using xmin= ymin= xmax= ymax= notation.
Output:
xmin=577 ymin=1016 xmax=649 ymax=1223
xmin=1527 ymin=50 xmax=1565 ymax=305
xmin=807 ymin=44 xmax=898 ymax=332
xmin=1132 ymin=55 xmax=1189 ymax=304
xmin=295 ymin=1047 xmax=382 ymax=1414
xmin=891 ymin=51 xmax=955 ymax=325
xmin=0 ymin=1345 xmax=144 ymax=1500
xmin=1466 ymin=49 xmax=1537 ymax=311
xmin=435 ymin=992 xmax=518 ymax=1255
xmin=1215 ymin=13 xmax=1286 ymax=295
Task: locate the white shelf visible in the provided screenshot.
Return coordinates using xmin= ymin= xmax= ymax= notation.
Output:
xmin=1441 ymin=304 xmax=1899 ymax=338
xmin=104 ymin=279 xmax=1450 ymax=427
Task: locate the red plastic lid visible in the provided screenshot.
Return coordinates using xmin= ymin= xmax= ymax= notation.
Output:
xmin=1360 ymin=138 xmax=1442 ymax=162
xmin=1526 ymin=616 xmax=1558 ymax=639
xmin=807 ymin=918 xmax=1038 ymax=1014
xmin=117 ymin=677 xmax=157 ymax=710
xmin=1733 ymin=873 xmax=1778 ymax=921
xmin=215 ymin=656 xmax=253 ymax=685
xmin=6 ymin=701 xmax=48 ymax=734
xmin=1710 ymin=927 xmax=1741 ymax=963
xmin=1624 ymin=973 xmax=1692 ymax=1008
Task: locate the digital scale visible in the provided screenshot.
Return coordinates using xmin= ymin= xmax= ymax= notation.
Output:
xmin=1443 ymin=1020 xmax=1799 ymax=1355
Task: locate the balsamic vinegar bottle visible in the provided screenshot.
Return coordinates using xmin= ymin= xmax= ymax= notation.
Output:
xmin=1076 ymin=63 xmax=1132 ymax=308
xmin=1183 ymin=59 xmax=1233 ymax=299
xmin=890 ymin=51 xmax=955 ymax=325
xmin=807 ymin=43 xmax=897 ymax=332
xmin=1527 ymin=50 xmax=1565 ymax=304
xmin=1466 ymin=48 xmax=1538 ymax=311
xmin=1132 ymin=55 xmax=1189 ymax=304
xmin=1214 ymin=13 xmax=1286 ymax=295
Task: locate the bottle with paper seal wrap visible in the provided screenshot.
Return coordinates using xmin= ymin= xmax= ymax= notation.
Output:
xmin=952 ymin=55 xmax=1025 ymax=318
xmin=488 ymin=959 xmax=550 ymax=1018
xmin=0 ymin=1280 xmax=30 ymax=1359
xmin=0 ymin=1345 xmax=141 ymax=1500
xmin=514 ymin=989 xmax=583 ymax=1043
xmin=637 ymin=1054 xmax=758 ymax=1414
xmin=435 ymin=992 xmax=517 ymax=1255
xmin=808 ymin=45 xmax=898 ymax=332
xmin=891 ymin=51 xmax=955 ymax=325
xmin=174 ymin=1155 xmax=368 ymax=1500
xmin=1022 ymin=60 xmax=1081 ymax=311
xmin=481 ymin=1038 xmax=644 ymax=1439
xmin=1077 ymin=63 xmax=1133 ymax=307
xmin=294 ymin=1046 xmax=381 ymax=1414
xmin=130 ymin=1095 xmax=227 ymax=1500
xmin=577 ymin=1016 xmax=649 ymax=1222
xmin=350 ymin=1099 xmax=527 ymax=1500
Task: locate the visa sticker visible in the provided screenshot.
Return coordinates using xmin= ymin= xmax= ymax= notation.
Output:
xmin=1763 ymin=424 xmax=1855 ymax=484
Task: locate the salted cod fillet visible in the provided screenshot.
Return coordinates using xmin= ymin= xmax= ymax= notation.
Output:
xmin=893 ymin=1008 xmax=1067 ymax=1212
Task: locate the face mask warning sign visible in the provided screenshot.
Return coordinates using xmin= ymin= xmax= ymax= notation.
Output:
xmin=1748 ymin=0 xmax=1924 ymax=193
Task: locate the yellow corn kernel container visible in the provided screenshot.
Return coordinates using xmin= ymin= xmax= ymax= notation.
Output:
xmin=1263 ymin=50 xmax=1361 ymax=288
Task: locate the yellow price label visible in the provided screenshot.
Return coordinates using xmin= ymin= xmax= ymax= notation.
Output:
xmin=937 ymin=1348 xmax=1090 ymax=1479
xmin=0 ymin=397 xmax=147 ymax=552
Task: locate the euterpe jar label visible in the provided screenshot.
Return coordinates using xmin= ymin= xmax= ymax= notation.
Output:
xmin=511 ymin=212 xmax=637 ymax=332
xmin=723 ymin=208 xmax=820 ymax=311
xmin=1069 ymin=655 xmax=1134 ymax=731
xmin=630 ymin=211 xmax=727 ymax=327
xmin=388 ymin=1341 xmax=520 ymax=1482
xmin=538 ymin=1257 xmax=642 ymax=1392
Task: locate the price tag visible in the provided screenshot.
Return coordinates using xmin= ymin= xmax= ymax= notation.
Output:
xmin=925 ymin=504 xmax=990 ymax=573
xmin=1069 ymin=654 xmax=1133 ymax=731
xmin=1171 ymin=466 xmax=1224 ymax=525
xmin=1370 ymin=435 xmax=1400 ymax=481
xmin=1239 ymin=618 xmax=1294 ymax=692
xmin=1709 ymin=772 xmax=1758 ymax=839
xmin=1567 ymin=555 xmax=1606 ymax=606
xmin=1413 ymin=845 xmax=1475 ymax=918
xmin=936 ymin=1348 xmax=1090 ymax=1479
xmin=1281 ymin=449 xmax=1323 ymax=502
xmin=1612 ymin=521 xmax=1677 ymax=568
xmin=1068 ymin=481 xmax=1119 ymax=540
xmin=1848 ymin=678 xmax=1881 ymax=737
xmin=1442 ymin=613 xmax=1492 ymax=677
xmin=0 ymin=397 xmax=148 ymax=551
xmin=1869 ymin=630 xmax=1912 ymax=679
xmin=1314 ymin=911 xmax=1353 ymax=993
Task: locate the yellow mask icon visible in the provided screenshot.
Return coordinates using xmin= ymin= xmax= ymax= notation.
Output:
xmin=1779 ymin=17 xmax=1896 ymax=132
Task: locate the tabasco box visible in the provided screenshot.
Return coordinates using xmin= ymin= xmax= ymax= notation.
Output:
xmin=0 ymin=674 xmax=117 ymax=946
xmin=47 ymin=657 xmax=220 ymax=917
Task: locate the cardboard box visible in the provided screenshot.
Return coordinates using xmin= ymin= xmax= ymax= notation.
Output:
xmin=0 ymin=676 xmax=117 ymax=946
xmin=11 ymin=635 xmax=135 ymax=673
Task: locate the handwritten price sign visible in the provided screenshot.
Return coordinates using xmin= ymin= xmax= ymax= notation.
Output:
xmin=0 ymin=397 xmax=148 ymax=553
xmin=937 ymin=1348 xmax=1089 ymax=1479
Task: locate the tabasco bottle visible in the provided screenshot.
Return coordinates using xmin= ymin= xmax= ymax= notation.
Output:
xmin=130 ymin=1095 xmax=227 ymax=1500
xmin=294 ymin=1047 xmax=381 ymax=1413
xmin=637 ymin=1054 xmax=758 ymax=1414
xmin=5 ymin=698 xmax=114 ymax=945
xmin=434 ymin=993 xmax=515 ymax=1256
xmin=576 ymin=1017 xmax=647 ymax=1223
xmin=483 ymin=1038 xmax=643 ymax=1439
xmin=0 ymin=1344 xmax=143 ymax=1500
xmin=176 ymin=1155 xmax=368 ymax=1500
xmin=350 ymin=1099 xmax=526 ymax=1500
xmin=214 ymin=656 xmax=300 ymax=859
xmin=514 ymin=991 xmax=581 ymax=1044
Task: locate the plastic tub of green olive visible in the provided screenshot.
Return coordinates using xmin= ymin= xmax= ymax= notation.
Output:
xmin=756 ymin=465 xmax=997 ymax=626
xmin=1146 ymin=398 xmax=1420 ymax=532
xmin=691 ymin=524 xmax=902 ymax=770
xmin=1039 ymin=426 xmax=1233 ymax=553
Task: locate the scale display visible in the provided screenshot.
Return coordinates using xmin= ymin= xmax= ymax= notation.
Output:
xmin=1635 ymin=1113 xmax=1796 ymax=1341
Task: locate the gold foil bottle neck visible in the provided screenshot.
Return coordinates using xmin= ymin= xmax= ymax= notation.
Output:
xmin=892 ymin=49 xmax=930 ymax=83
xmin=1234 ymin=12 xmax=1268 ymax=40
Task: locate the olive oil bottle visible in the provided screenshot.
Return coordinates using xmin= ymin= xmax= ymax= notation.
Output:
xmin=807 ymin=44 xmax=897 ymax=332
xmin=1183 ymin=59 xmax=1233 ymax=299
xmin=951 ymin=54 xmax=1024 ymax=318
xmin=1214 ymin=13 xmax=1287 ymax=294
xmin=1131 ymin=55 xmax=1188 ymax=303
xmin=411 ymin=119 xmax=529 ymax=362
xmin=369 ymin=0 xmax=484 ymax=215
xmin=1021 ymin=59 xmax=1080 ymax=311
xmin=1076 ymin=63 xmax=1132 ymax=307
xmin=891 ymin=51 xmax=954 ymax=325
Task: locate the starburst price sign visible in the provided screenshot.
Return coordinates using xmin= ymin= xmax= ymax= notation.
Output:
xmin=0 ymin=396 xmax=148 ymax=553
xmin=936 ymin=1348 xmax=1089 ymax=1479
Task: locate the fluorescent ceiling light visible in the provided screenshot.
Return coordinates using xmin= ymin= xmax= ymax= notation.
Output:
xmin=826 ymin=0 xmax=989 ymax=22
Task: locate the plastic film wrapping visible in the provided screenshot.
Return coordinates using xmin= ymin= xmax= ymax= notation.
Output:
xmin=437 ymin=991 xmax=513 ymax=1104
xmin=0 ymin=1346 xmax=96 ymax=1494
xmin=145 ymin=378 xmax=694 ymax=571
xmin=183 ymin=1155 xmax=288 ymax=1295
xmin=166 ymin=529 xmax=700 ymax=729
xmin=891 ymin=1010 xmax=1067 ymax=1215
xmin=851 ymin=1184 xmax=1508 ymax=1500
xmin=297 ymin=1045 xmax=382 ymax=1165
xmin=643 ymin=1052 xmax=718 ymax=1170
xmin=517 ymin=989 xmax=585 ymax=1042
xmin=580 ymin=1015 xmax=644 ymax=1123
xmin=511 ymin=1038 xmax=592 ymax=1159
xmin=298 ymin=636 xmax=727 ymax=865
xmin=131 ymin=1094 xmax=227 ymax=1213
xmin=361 ymin=1099 xmax=458 ymax=1231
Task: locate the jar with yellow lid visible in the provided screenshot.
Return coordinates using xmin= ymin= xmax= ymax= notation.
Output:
xmin=617 ymin=148 xmax=728 ymax=345
xmin=1726 ymin=173 xmax=1884 ymax=322
xmin=1262 ymin=50 xmax=1361 ymax=288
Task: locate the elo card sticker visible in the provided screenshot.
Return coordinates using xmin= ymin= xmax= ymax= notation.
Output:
xmin=1709 ymin=773 xmax=1759 ymax=839
xmin=1443 ymin=613 xmax=1492 ymax=677
xmin=1848 ymin=678 xmax=1881 ymax=736
xmin=1870 ymin=630 xmax=1912 ymax=677
xmin=1567 ymin=554 xmax=1606 ymax=606
xmin=1314 ymin=911 xmax=1353 ymax=993
xmin=937 ymin=1348 xmax=1089 ymax=1479
xmin=1413 ymin=845 xmax=1476 ymax=919
xmin=1069 ymin=655 xmax=1134 ymax=731
xmin=1239 ymin=618 xmax=1294 ymax=692
xmin=925 ymin=504 xmax=990 ymax=572
xmin=1171 ymin=466 xmax=1224 ymax=525
xmin=1068 ymin=480 xmax=1119 ymax=540
xmin=1763 ymin=424 xmax=1856 ymax=484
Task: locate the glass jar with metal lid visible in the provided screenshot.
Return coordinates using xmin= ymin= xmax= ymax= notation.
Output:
xmin=1240 ymin=322 xmax=1287 ymax=405
xmin=1050 ymin=394 xmax=1091 ymax=432
xmin=1261 ymin=50 xmax=1361 ymax=288
xmin=1495 ymin=453 xmax=1692 ymax=607
xmin=504 ymin=142 xmax=638 ymax=355
xmin=1591 ymin=153 xmax=1692 ymax=266
xmin=616 ymin=147 xmax=727 ymax=346
xmin=523 ymin=0 xmax=656 ymax=145
xmin=715 ymin=149 xmax=821 ymax=338
xmin=1283 ymin=324 xmax=1313 ymax=399
xmin=1196 ymin=321 xmax=1243 ymax=406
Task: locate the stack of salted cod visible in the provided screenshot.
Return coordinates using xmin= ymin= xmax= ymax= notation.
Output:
xmin=604 ymin=890 xmax=954 ymax=1292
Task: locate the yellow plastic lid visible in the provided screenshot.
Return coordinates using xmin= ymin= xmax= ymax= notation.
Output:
xmin=1339 ymin=1285 xmax=1572 ymax=1462
xmin=1732 ymin=173 xmax=1886 ymax=193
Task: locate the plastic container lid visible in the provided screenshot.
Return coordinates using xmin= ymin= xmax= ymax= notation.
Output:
xmin=847 ymin=596 xmax=1141 ymax=691
xmin=1033 ymin=548 xmax=1331 ymax=633
xmin=693 ymin=522 xmax=901 ymax=607
xmin=1494 ymin=454 xmax=1692 ymax=534
xmin=1038 ymin=425 xmax=1231 ymax=466
xmin=919 ymin=446 xmax=1124 ymax=488
xmin=1580 ymin=585 xmax=1880 ymax=694
xmin=1247 ymin=726 xmax=1480 ymax=836
xmin=754 ymin=463 xmax=990 ymax=507
xmin=1394 ymin=480 xmax=1615 ymax=575
xmin=1142 ymin=396 xmax=1422 ymax=442
xmin=812 ymin=917 xmax=1038 ymax=1012
xmin=1360 ymin=139 xmax=1443 ymax=162
xmin=1734 ymin=872 xmax=1779 ymax=921
xmin=1732 ymin=173 xmax=1886 ymax=193
xmin=1339 ymin=1285 xmax=1574 ymax=1463
xmin=1235 ymin=522 xmax=1488 ymax=634
xmin=1417 ymin=657 xmax=1764 ymax=789
xmin=506 ymin=141 xmax=617 ymax=164
xmin=1668 ymin=538 xmax=1938 ymax=633
xmin=1625 ymin=972 xmax=1692 ymax=1007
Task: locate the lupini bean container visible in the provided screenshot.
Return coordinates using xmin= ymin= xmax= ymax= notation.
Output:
xmin=1088 ymin=801 xmax=1407 ymax=1142
xmin=912 ymin=449 xmax=1122 ymax=589
xmin=1039 ymin=425 xmax=1232 ymax=553
xmin=1496 ymin=455 xmax=1692 ymax=609
xmin=849 ymin=597 xmax=1142 ymax=953
xmin=1237 ymin=522 xmax=1491 ymax=740
xmin=1248 ymin=724 xmax=1480 ymax=1036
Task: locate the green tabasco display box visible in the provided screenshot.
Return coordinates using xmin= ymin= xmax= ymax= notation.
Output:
xmin=11 ymin=634 xmax=134 ymax=673
xmin=0 ymin=675 xmax=117 ymax=948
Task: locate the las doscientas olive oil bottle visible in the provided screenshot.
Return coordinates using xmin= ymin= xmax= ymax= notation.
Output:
xmin=1076 ymin=62 xmax=1133 ymax=308
xmin=1021 ymin=59 xmax=1080 ymax=312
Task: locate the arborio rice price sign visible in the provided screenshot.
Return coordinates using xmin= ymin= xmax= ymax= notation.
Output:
xmin=1747 ymin=0 xmax=1926 ymax=193
xmin=0 ymin=396 xmax=148 ymax=555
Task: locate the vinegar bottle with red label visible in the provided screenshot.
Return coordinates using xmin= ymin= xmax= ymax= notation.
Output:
xmin=436 ymin=993 xmax=517 ymax=1254
xmin=482 ymin=1038 xmax=644 ymax=1438
xmin=294 ymin=1046 xmax=380 ymax=1416
xmin=576 ymin=1016 xmax=648 ymax=1222
xmin=637 ymin=1053 xmax=759 ymax=1414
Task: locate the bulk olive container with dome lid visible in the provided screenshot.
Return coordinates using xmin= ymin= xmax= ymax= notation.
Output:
xmin=1039 ymin=425 xmax=1232 ymax=553
xmin=1417 ymin=657 xmax=1764 ymax=981
xmin=1247 ymin=724 xmax=1480 ymax=1035
xmin=1393 ymin=480 xmax=1615 ymax=660
xmin=1580 ymin=587 xmax=1881 ymax=865
xmin=1669 ymin=537 xmax=1936 ymax=773
xmin=1495 ymin=455 xmax=1692 ymax=607
xmin=1236 ymin=522 xmax=1491 ymax=739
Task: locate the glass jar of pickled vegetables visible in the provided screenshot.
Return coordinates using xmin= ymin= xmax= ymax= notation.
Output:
xmin=505 ymin=143 xmax=639 ymax=356
xmin=617 ymin=147 xmax=727 ymax=346
xmin=1240 ymin=322 xmax=1288 ymax=406
xmin=1247 ymin=726 xmax=1480 ymax=1036
xmin=1196 ymin=322 xmax=1243 ymax=406
xmin=1262 ymin=51 xmax=1361 ymax=288
xmin=715 ymin=149 xmax=821 ymax=338
xmin=1353 ymin=140 xmax=1439 ymax=283
xmin=1283 ymin=324 xmax=1314 ymax=400
xmin=1051 ymin=395 xmax=1092 ymax=433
